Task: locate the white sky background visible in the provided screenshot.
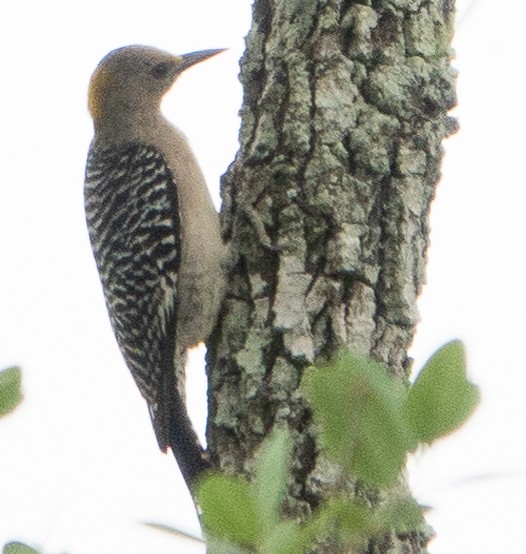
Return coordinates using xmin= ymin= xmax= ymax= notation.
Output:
xmin=0 ymin=0 xmax=524 ymax=552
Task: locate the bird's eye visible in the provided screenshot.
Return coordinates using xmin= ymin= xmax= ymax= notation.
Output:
xmin=151 ymin=62 xmax=171 ymax=79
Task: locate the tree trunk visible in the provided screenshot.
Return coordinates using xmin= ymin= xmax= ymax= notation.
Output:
xmin=207 ymin=0 xmax=456 ymax=551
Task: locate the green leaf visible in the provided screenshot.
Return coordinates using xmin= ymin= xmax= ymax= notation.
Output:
xmin=405 ymin=341 xmax=479 ymax=444
xmin=3 ymin=542 xmax=40 ymax=554
xmin=205 ymin=536 xmax=252 ymax=554
xmin=299 ymin=495 xmax=421 ymax=552
xmin=291 ymin=499 xmax=337 ymax=552
xmin=254 ymin=428 xmax=291 ymax=532
xmin=319 ymin=496 xmax=421 ymax=550
xmin=333 ymin=497 xmax=375 ymax=550
xmin=0 ymin=367 xmax=22 ymax=417
xmin=303 ymin=353 xmax=412 ymax=487
xmin=372 ymin=497 xmax=423 ymax=534
xmin=260 ymin=521 xmax=305 ymax=554
xmin=196 ymin=473 xmax=260 ymax=548
xmin=305 ymin=496 xmax=378 ymax=550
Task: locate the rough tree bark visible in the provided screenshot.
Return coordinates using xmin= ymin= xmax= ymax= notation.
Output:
xmin=206 ymin=0 xmax=456 ymax=551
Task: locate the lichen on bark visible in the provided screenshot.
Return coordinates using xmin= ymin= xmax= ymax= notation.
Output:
xmin=207 ymin=0 xmax=456 ymax=551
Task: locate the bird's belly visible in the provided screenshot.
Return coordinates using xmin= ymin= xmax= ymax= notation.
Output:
xmin=177 ymin=246 xmax=225 ymax=347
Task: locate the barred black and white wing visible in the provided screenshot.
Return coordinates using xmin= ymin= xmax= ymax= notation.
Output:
xmin=85 ymin=141 xmax=179 ymax=410
xmin=84 ymin=143 xmax=206 ymax=480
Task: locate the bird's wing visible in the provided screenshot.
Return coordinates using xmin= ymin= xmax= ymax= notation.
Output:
xmin=84 ymin=142 xmax=180 ymax=409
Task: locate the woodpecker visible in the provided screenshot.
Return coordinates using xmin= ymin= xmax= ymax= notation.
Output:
xmin=84 ymin=45 xmax=226 ymax=486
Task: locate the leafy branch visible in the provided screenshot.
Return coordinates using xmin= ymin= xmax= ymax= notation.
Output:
xmin=196 ymin=341 xmax=479 ymax=552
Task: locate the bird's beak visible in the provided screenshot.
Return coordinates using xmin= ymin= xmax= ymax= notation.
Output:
xmin=179 ymin=49 xmax=226 ymax=72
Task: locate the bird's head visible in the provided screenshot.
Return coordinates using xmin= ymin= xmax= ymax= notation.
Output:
xmin=88 ymin=45 xmax=225 ymax=122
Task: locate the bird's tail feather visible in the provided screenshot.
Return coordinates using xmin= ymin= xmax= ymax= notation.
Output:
xmin=152 ymin=348 xmax=210 ymax=488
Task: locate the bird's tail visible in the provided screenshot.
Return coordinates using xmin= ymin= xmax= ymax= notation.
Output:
xmin=151 ymin=348 xmax=210 ymax=488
